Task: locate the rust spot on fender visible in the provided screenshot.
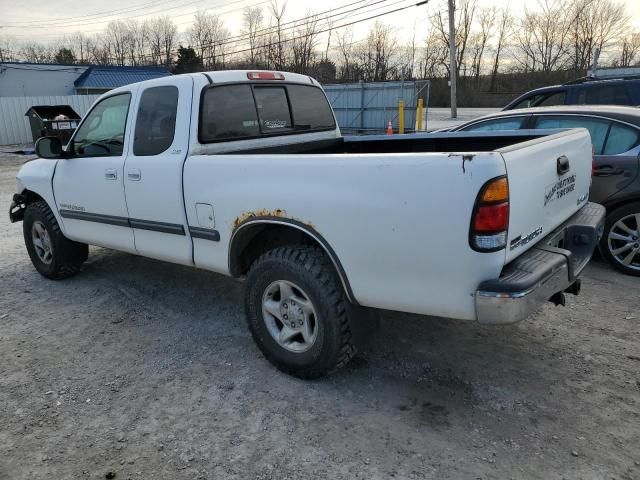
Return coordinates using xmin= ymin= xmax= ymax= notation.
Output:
xmin=232 ymin=208 xmax=316 ymax=230
xmin=233 ymin=208 xmax=287 ymax=229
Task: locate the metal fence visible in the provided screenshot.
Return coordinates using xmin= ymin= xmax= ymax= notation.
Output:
xmin=0 ymin=95 xmax=100 ymax=146
xmin=323 ymin=80 xmax=429 ymax=135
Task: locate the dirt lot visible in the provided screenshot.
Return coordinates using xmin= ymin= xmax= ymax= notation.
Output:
xmin=0 ymin=152 xmax=639 ymax=480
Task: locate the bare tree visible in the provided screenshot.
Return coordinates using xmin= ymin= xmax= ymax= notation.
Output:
xmin=489 ymin=6 xmax=513 ymax=91
xmin=569 ymin=0 xmax=629 ymax=71
xmin=105 ymin=20 xmax=129 ymax=65
xmin=291 ymin=11 xmax=320 ymax=73
xmin=418 ymin=31 xmax=448 ymax=78
xmin=268 ymin=1 xmax=288 ymax=69
xmin=188 ymin=11 xmax=230 ymax=68
xmin=0 ymin=36 xmax=20 ymax=62
xmin=356 ymin=21 xmax=399 ymax=82
xmin=336 ymin=27 xmax=358 ymax=81
xmin=243 ymin=6 xmax=264 ymax=65
xmin=469 ymin=7 xmax=495 ymax=78
xmin=514 ymin=0 xmax=572 ymax=72
xmin=432 ymin=0 xmax=478 ymax=76
xmin=615 ymin=31 xmax=640 ymax=67
xmin=148 ymin=16 xmax=177 ymax=66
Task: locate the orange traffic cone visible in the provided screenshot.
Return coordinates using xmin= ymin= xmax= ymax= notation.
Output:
xmin=386 ymin=120 xmax=393 ymax=135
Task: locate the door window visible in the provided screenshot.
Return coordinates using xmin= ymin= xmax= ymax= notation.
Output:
xmin=511 ymin=91 xmax=566 ymax=109
xmin=133 ymin=86 xmax=178 ymax=156
xmin=73 ymin=93 xmax=131 ymax=157
xmin=577 ymin=84 xmax=630 ymax=105
xmin=460 ymin=117 xmax=527 ymax=131
xmin=603 ymin=123 xmax=640 ymax=155
xmin=534 ymin=116 xmax=610 ymax=154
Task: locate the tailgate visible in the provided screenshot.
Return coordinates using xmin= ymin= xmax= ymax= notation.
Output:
xmin=499 ymin=129 xmax=593 ymax=263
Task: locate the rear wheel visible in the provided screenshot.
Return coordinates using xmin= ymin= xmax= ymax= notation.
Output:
xmin=23 ymin=201 xmax=88 ymax=279
xmin=244 ymin=246 xmax=356 ymax=379
xmin=600 ymin=202 xmax=640 ymax=276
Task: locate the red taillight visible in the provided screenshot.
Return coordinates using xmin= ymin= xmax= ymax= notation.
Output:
xmin=474 ymin=203 xmax=509 ymax=232
xmin=247 ymin=71 xmax=285 ymax=80
xmin=470 ymin=176 xmax=510 ymax=252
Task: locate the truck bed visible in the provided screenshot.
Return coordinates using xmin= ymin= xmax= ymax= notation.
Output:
xmin=223 ymin=131 xmax=559 ymax=155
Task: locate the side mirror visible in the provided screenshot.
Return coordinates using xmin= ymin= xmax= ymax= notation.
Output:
xmin=35 ymin=137 xmax=65 ymax=159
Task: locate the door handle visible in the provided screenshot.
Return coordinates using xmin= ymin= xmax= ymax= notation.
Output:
xmin=557 ymin=155 xmax=570 ymax=175
xmin=105 ymin=169 xmax=117 ymax=180
xmin=127 ymin=169 xmax=141 ymax=181
xmin=594 ymin=166 xmax=624 ymax=177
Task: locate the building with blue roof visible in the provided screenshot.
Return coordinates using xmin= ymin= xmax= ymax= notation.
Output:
xmin=0 ymin=62 xmax=172 ymax=97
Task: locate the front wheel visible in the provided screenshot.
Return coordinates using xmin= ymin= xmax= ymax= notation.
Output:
xmin=600 ymin=202 xmax=640 ymax=276
xmin=244 ymin=246 xmax=356 ymax=379
xmin=23 ymin=201 xmax=88 ymax=279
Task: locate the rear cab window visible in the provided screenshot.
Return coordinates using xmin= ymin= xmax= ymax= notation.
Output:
xmin=199 ymin=83 xmax=335 ymax=143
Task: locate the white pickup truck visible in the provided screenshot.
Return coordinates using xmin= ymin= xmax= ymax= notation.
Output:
xmin=10 ymin=70 xmax=605 ymax=378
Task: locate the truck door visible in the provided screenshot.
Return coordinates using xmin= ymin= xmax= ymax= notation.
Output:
xmin=123 ymin=76 xmax=194 ymax=265
xmin=53 ymin=91 xmax=136 ymax=253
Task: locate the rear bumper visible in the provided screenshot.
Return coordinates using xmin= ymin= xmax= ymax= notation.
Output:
xmin=475 ymin=202 xmax=605 ymax=325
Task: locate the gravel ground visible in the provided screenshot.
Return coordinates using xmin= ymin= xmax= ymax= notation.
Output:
xmin=1 ymin=153 xmax=639 ymax=480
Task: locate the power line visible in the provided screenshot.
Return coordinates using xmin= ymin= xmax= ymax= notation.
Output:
xmin=193 ymin=0 xmax=389 ymax=51
xmin=3 ymin=0 xmax=187 ymax=26
xmin=5 ymin=0 xmax=268 ymax=39
xmin=4 ymin=0 xmax=255 ymax=29
xmin=199 ymin=0 xmax=429 ymax=62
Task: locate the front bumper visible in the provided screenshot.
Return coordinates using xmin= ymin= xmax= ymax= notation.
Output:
xmin=475 ymin=202 xmax=605 ymax=325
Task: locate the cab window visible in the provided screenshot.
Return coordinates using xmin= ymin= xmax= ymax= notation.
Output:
xmin=511 ymin=91 xmax=566 ymax=109
xmin=73 ymin=93 xmax=131 ymax=157
xmin=200 ymin=85 xmax=260 ymax=142
xmin=133 ymin=86 xmax=178 ymax=156
xmin=459 ymin=117 xmax=526 ymax=132
xmin=199 ymin=83 xmax=335 ymax=143
xmin=253 ymin=86 xmax=293 ymax=133
xmin=534 ymin=115 xmax=610 ymax=154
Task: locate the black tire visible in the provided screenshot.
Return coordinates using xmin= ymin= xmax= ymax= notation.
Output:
xmin=244 ymin=246 xmax=356 ymax=379
xmin=599 ymin=202 xmax=640 ymax=276
xmin=23 ymin=200 xmax=88 ymax=280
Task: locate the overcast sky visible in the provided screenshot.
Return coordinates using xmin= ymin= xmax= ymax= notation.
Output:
xmin=1 ymin=0 xmax=639 ymax=45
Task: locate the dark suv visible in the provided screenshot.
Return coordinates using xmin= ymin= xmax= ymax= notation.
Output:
xmin=503 ymin=77 xmax=640 ymax=111
xmin=449 ymin=105 xmax=640 ymax=275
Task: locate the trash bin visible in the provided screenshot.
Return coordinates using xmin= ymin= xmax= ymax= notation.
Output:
xmin=24 ymin=105 xmax=81 ymax=145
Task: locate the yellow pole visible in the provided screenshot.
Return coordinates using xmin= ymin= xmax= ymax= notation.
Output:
xmin=398 ymin=100 xmax=405 ymax=134
xmin=417 ymin=98 xmax=423 ymax=132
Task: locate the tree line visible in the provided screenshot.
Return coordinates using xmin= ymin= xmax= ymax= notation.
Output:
xmin=0 ymin=0 xmax=638 ymax=85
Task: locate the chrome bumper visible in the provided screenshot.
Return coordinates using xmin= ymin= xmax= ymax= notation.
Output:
xmin=476 ymin=202 xmax=605 ymax=325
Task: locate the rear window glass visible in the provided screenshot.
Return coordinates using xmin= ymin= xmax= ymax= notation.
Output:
xmin=534 ymin=116 xmax=610 ymax=154
xmin=254 ymin=87 xmax=292 ymax=132
xmin=199 ymin=83 xmax=335 ymax=143
xmin=460 ymin=117 xmax=526 ymax=131
xmin=134 ymin=86 xmax=178 ymax=156
xmin=287 ymin=85 xmax=336 ymax=130
xmin=577 ymin=85 xmax=630 ymax=105
xmin=200 ymin=85 xmax=259 ymax=142
xmin=603 ymin=123 xmax=640 ymax=155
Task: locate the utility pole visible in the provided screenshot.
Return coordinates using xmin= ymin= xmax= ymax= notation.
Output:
xmin=448 ymin=0 xmax=457 ymax=119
